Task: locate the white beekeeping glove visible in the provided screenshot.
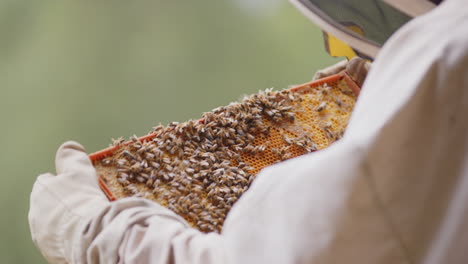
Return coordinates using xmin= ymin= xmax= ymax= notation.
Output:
xmin=29 ymin=141 xmax=109 ymax=264
xmin=313 ymin=59 xmax=348 ymax=80
xmin=313 ymin=57 xmax=371 ymax=87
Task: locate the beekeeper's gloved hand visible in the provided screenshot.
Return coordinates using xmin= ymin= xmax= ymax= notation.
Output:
xmin=28 ymin=141 xmax=109 ymax=264
xmin=313 ymin=57 xmax=371 ymax=87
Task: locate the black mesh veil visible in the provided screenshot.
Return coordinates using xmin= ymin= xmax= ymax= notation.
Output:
xmin=297 ymin=0 xmax=412 ymax=48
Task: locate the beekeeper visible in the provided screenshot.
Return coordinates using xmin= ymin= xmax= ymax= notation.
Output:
xmin=29 ymin=0 xmax=468 ymax=263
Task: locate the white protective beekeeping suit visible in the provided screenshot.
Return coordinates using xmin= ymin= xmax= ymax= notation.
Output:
xmin=28 ymin=0 xmax=468 ymax=263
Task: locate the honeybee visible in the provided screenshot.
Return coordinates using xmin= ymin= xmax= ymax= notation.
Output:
xmin=317 ymin=102 xmax=327 ymax=112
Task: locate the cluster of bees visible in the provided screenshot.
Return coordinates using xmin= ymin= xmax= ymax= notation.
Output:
xmin=99 ymin=85 xmax=350 ymax=233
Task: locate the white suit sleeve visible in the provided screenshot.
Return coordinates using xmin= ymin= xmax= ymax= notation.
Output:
xmin=75 ymin=198 xmax=226 ymax=263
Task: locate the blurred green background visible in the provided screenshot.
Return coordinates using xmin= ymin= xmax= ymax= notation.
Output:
xmin=0 ymin=1 xmax=339 ymax=263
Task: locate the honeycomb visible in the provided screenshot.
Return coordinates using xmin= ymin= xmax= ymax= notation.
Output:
xmin=91 ymin=75 xmax=358 ymax=233
xmin=240 ymin=79 xmax=355 ymax=174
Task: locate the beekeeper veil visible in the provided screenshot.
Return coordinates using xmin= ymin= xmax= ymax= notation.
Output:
xmin=290 ymin=0 xmax=443 ymax=60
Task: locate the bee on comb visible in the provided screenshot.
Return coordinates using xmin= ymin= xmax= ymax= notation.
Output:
xmin=91 ymin=74 xmax=359 ymax=233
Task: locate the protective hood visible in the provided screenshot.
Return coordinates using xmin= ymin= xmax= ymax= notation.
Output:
xmin=290 ymin=0 xmax=441 ymax=59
